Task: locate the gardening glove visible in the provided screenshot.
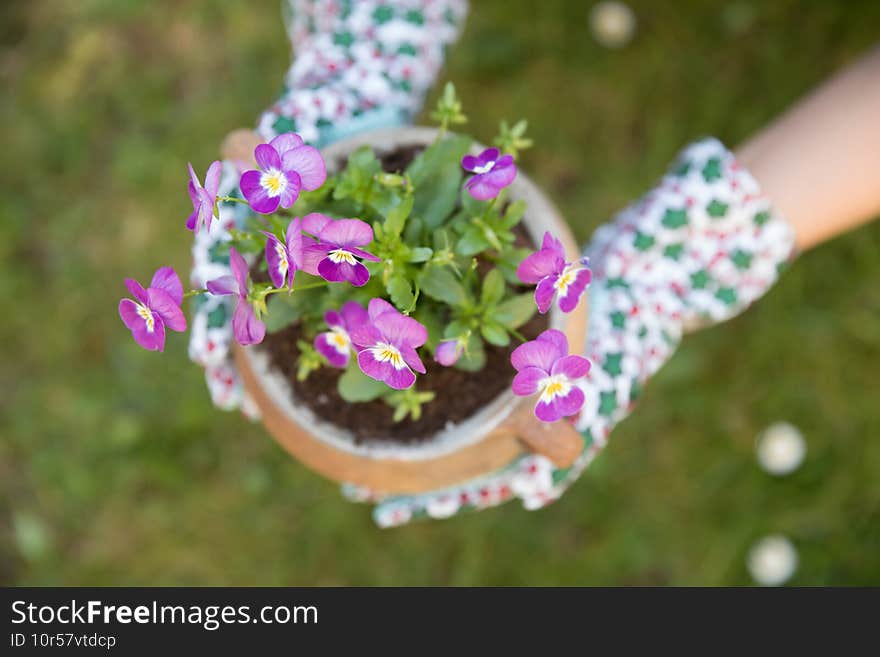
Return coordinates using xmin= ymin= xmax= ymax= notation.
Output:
xmin=367 ymin=137 xmax=796 ymax=527
xmin=187 ymin=0 xmax=468 ymax=410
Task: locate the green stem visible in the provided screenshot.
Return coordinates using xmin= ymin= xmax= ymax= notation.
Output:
xmin=509 ymin=327 xmax=527 ymax=343
xmin=217 ymin=195 xmax=250 ymax=205
xmin=183 ymin=289 xmax=208 ymax=299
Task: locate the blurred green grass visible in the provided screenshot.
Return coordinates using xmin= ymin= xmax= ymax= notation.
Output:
xmin=1 ymin=0 xmax=878 ymax=585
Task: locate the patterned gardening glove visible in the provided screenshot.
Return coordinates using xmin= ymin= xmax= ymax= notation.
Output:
xmin=187 ymin=0 xmax=468 ymax=410
xmin=367 ymin=137 xmax=796 ymax=527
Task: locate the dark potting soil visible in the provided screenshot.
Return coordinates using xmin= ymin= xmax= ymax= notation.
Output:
xmin=255 ymin=143 xmax=548 ymax=445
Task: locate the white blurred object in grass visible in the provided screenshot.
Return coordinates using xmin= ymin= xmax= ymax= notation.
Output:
xmin=590 ymin=2 xmax=636 ymax=48
xmin=756 ymin=422 xmax=806 ymax=475
xmin=748 ymin=535 xmax=798 ymax=586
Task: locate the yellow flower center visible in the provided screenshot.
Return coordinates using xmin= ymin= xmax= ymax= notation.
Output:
xmin=554 ymin=263 xmax=582 ymax=294
xmin=329 ymin=327 xmax=350 ymax=354
xmin=539 ymin=374 xmax=571 ymax=403
xmin=136 ymin=303 xmax=155 ymax=333
xmin=372 ymin=342 xmax=406 ymax=369
xmin=328 ymin=248 xmax=357 ymax=265
xmin=260 ymin=169 xmax=287 ymax=197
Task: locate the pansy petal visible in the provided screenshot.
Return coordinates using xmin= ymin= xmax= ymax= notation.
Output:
xmin=185 ymin=208 xmax=198 ymax=231
xmin=465 ymin=175 xmax=502 ymax=201
xmin=118 ymin=298 xmax=145 ymax=332
xmin=285 ymin=217 xmax=304 ymax=269
xmin=535 ymin=387 xmax=585 ymax=422
xmin=232 ymin=299 xmax=265 ymax=345
xmin=517 ymin=249 xmax=563 ymax=284
xmin=278 ymin=170 xmax=302 ymax=209
xmin=367 ymin=298 xmax=397 ymax=321
xmin=324 ymin=310 xmax=343 ymax=329
xmin=301 ymin=243 xmax=328 ymax=276
xmin=339 ymin=300 xmax=369 ymax=329
xmin=319 ymin=218 xmax=374 ymax=248
xmin=551 ymin=355 xmax=591 ymax=380
xmin=460 ymin=154 xmax=479 ymax=172
xmin=269 ymin=132 xmax=304 ymax=155
xmin=124 ymin=278 xmax=149 ymax=305
xmin=400 ymin=344 xmax=426 ymax=374
xmin=434 ymin=340 xmax=461 ymax=366
xmin=349 ymin=323 xmax=383 ymax=350
xmin=557 ymin=268 xmax=591 ymax=313
xmin=147 ymin=287 xmax=186 ymax=332
xmin=316 ymin=257 xmax=346 ymax=283
xmin=282 ymin=145 xmax=327 ymax=191
xmin=120 ymin=299 xmax=165 ymax=352
xmin=512 ymin=366 xmax=546 ymax=396
xmin=541 ymin=231 xmax=565 ymax=256
xmin=375 ymin=312 xmax=428 ymax=349
xmin=187 ymin=162 xmax=201 ymax=190
xmin=228 ymin=247 xmax=249 ymax=295
xmin=150 ymin=267 xmax=183 ymax=306
xmin=314 ymin=333 xmax=349 ymax=368
xmin=240 ymin=169 xmax=279 ymax=214
xmin=534 ymin=276 xmax=557 ymax=314
xmin=511 ymin=337 xmax=560 ymax=372
xmin=262 ymin=233 xmax=288 ymax=288
xmin=482 ymin=159 xmax=517 ymax=188
xmin=301 ymin=212 xmax=332 ymax=236
xmin=204 ymin=160 xmax=223 ymax=197
xmin=132 ymin=314 xmax=166 ymax=352
xmin=357 ymin=350 xmax=414 ymax=390
xmin=347 ymin=246 xmax=381 ymax=262
xmin=187 ymin=179 xmax=199 ymax=207
xmin=253 ymin=143 xmax=281 ymax=171
xmin=206 ymin=275 xmax=237 ymax=297
xmin=536 ymin=329 xmax=569 ymax=360
xmin=347 ymin=261 xmax=370 ymax=287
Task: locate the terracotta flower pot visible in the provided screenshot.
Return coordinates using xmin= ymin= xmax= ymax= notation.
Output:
xmin=224 ymin=126 xmax=588 ymax=495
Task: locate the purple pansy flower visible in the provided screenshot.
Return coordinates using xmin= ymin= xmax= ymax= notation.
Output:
xmin=301 ymin=213 xmax=381 ymax=287
xmin=314 ymin=301 xmax=369 ymax=368
xmin=510 ymin=329 xmax=591 ymax=423
xmin=350 ymin=299 xmax=428 ymax=390
xmin=517 ymin=231 xmax=591 ymax=314
xmin=206 ymin=247 xmax=266 ymax=346
xmin=262 ymin=217 xmax=304 ymax=290
xmin=239 ymin=133 xmax=326 ymax=214
xmin=118 ymin=267 xmax=187 ymax=352
xmin=461 ymin=147 xmax=517 ymax=200
xmin=186 ymin=160 xmax=222 ymax=232
xmin=435 ymin=338 xmax=464 ymax=367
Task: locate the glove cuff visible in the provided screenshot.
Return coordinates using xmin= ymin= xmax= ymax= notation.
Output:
xmin=258 ymin=0 xmax=469 ymax=147
xmin=589 ymin=137 xmax=796 ymax=332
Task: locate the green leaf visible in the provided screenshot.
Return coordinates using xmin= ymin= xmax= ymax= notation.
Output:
xmin=407 ymin=135 xmax=470 ymax=229
xmin=481 ymin=321 xmax=510 ymax=347
xmin=372 ymin=186 xmax=414 ymax=236
xmin=417 ymin=264 xmax=469 ymax=307
xmin=455 ymin=226 xmax=490 ymax=256
xmin=386 ymin=273 xmax=415 ymax=311
xmin=338 ymin=366 xmax=388 ymax=403
xmin=481 ymin=269 xmax=505 ymax=307
xmin=456 ymin=332 xmax=486 ymax=372
xmin=496 ymin=247 xmax=531 ymax=285
xmin=501 ymin=199 xmax=526 ymax=229
xmin=264 ymin=295 xmax=302 ymax=332
xmin=407 ymin=246 xmax=433 ymax=263
xmin=495 ymin=292 xmax=536 ymax=329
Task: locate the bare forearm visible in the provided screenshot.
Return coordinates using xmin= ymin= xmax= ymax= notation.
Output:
xmin=736 ymin=45 xmax=880 ymax=250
